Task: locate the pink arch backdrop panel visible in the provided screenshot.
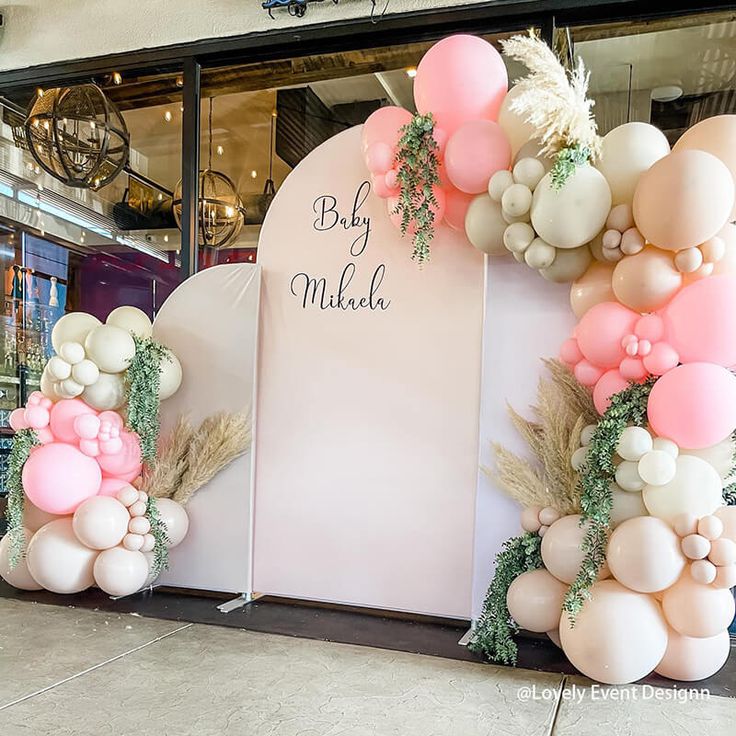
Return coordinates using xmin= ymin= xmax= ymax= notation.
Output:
xmin=153 ymin=263 xmax=261 ymax=593
xmin=254 ymin=126 xmax=484 ymax=618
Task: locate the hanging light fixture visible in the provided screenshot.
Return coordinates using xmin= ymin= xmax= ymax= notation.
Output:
xmin=173 ymin=98 xmax=244 ymax=248
xmin=24 ymin=84 xmax=129 ymax=190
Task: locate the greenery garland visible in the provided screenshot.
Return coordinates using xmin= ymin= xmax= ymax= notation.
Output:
xmin=562 ymin=377 xmax=656 ymax=621
xmin=126 ymin=335 xmax=171 ymax=464
xmin=469 ymin=532 xmax=543 ymax=665
xmin=145 ymin=496 xmax=171 ymax=578
xmin=550 ymin=144 xmax=592 ymax=190
xmin=4 ymin=428 xmax=40 ymax=567
xmin=393 ymin=113 xmax=441 ymax=265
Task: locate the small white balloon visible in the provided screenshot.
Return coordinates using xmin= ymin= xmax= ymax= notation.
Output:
xmin=71 ymin=359 xmax=100 ymax=387
xmin=47 ymin=355 xmax=71 ymax=381
xmin=128 ymin=516 xmax=151 ymax=535
xmin=652 ymin=437 xmax=679 ymax=458
xmin=93 ymin=546 xmax=149 ymax=596
xmin=122 ymin=533 xmax=145 ymax=551
xmin=0 ymin=528 xmax=42 ymax=590
xmin=116 ymin=485 xmax=140 ymax=507
xmin=503 ymin=222 xmax=535 ymax=254
xmin=141 ymin=534 xmax=156 ymax=553
xmin=638 ymin=450 xmax=677 ymax=486
xmin=571 ymin=446 xmax=588 ymax=471
xmin=502 ymin=208 xmax=530 ymax=225
xmin=51 ymin=312 xmax=102 ymax=354
xmin=60 ymin=377 xmax=84 ymax=398
xmin=82 ymin=371 xmax=126 ymax=411
xmin=106 ymin=305 xmax=153 ymax=339
xmin=674 ymin=247 xmax=703 ymax=274
xmin=616 ymin=426 xmax=653 ymax=461
xmin=525 ymin=238 xmax=556 ymax=269
xmin=39 ymin=366 xmax=58 ymax=403
xmin=159 ymin=352 xmax=183 ymax=401
xmin=501 ymin=183 xmax=533 ymax=218
xmin=512 ymin=157 xmax=546 ymax=190
xmin=84 ymin=324 xmax=136 ymax=374
xmin=128 ymin=501 xmax=147 ymax=518
xmin=488 ymin=170 xmax=514 ymax=202
xmin=580 ymin=424 xmax=597 ymax=446
xmin=615 ymin=460 xmax=644 ymax=492
xmin=59 ymin=341 xmax=86 ymax=365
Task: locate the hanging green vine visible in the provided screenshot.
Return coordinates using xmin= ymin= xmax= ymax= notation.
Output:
xmin=393 ymin=113 xmax=441 ymax=265
xmin=4 ymin=428 xmax=40 ymax=568
xmin=126 ymin=335 xmax=171 ymax=464
xmin=469 ymin=532 xmax=543 ymax=665
xmin=550 ymin=144 xmax=592 ymax=190
xmin=145 ymin=496 xmax=171 ymax=578
xmin=722 ymin=429 xmax=736 ymax=505
xmin=563 ymin=377 xmax=656 ymax=621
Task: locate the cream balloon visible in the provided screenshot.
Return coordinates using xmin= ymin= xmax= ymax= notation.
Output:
xmin=159 ymin=351 xmax=182 ymax=401
xmin=662 ymin=573 xmax=736 ymax=638
xmin=569 ymin=261 xmax=616 ymax=318
xmin=155 ymin=498 xmax=189 ymax=548
xmin=71 ymin=359 xmax=100 ymax=387
xmin=712 ymin=223 xmax=736 ymax=276
xmin=93 ymin=546 xmax=149 ymax=596
xmin=26 ymin=518 xmax=97 ymax=594
xmin=82 ymin=371 xmax=126 ymax=411
xmin=540 ymin=514 xmax=610 ymax=584
xmin=106 ymin=305 xmax=153 ymax=339
xmin=655 ymin=628 xmax=730 ymax=681
xmin=23 ymin=498 xmax=69 ymax=532
xmin=606 ymin=516 xmax=685 ymax=592
xmin=497 ymin=84 xmax=538 ymax=157
xmin=715 ymin=506 xmax=736 ymax=543
xmin=72 ymin=496 xmax=130 ymax=550
xmin=506 ymin=569 xmax=567 ymax=633
xmin=514 ymin=140 xmax=553 ymax=171
xmin=611 ymin=247 xmax=683 ymax=312
xmin=610 ymin=486 xmax=648 ymax=527
xmin=681 ymin=435 xmax=736 ymax=480
xmin=559 ymin=580 xmax=668 ymax=685
xmin=84 ymin=324 xmax=136 ymax=374
xmin=643 ymin=455 xmax=723 ymax=526
xmin=597 ymin=122 xmax=671 ymax=205
xmin=0 ymin=528 xmax=42 ymax=590
xmin=540 ymin=245 xmax=592 ymax=283
xmin=531 ymin=165 xmax=611 ymax=249
xmin=51 ymin=312 xmax=101 ymax=354
xmin=39 ymin=366 xmax=58 ymax=403
xmin=464 ymin=195 xmax=508 ymax=255
xmin=616 ymin=426 xmax=652 ymax=461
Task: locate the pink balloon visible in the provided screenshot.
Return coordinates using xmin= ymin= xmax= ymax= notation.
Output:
xmin=22 ymin=443 xmax=102 ymax=515
xmin=663 ymin=274 xmax=736 ymax=367
xmin=414 ymin=35 xmax=508 ymax=135
xmin=384 ymin=169 xmax=399 ymax=191
xmin=361 ymin=106 xmax=412 ymax=153
xmin=593 ymin=369 xmax=630 ymax=415
xmin=575 ymin=302 xmax=639 ymax=369
xmin=9 ymin=408 xmax=29 ymax=431
xmin=387 ymin=187 xmax=446 ymax=233
xmin=371 ymin=174 xmax=393 ymax=199
xmin=49 ymin=399 xmax=96 ymax=444
xmin=444 ymin=120 xmax=511 ymax=194
xmin=648 ymin=363 xmax=736 ymax=449
xmin=365 ymin=142 xmax=394 ymax=175
xmin=443 ymin=187 xmax=473 ymax=231
xmin=98 ymin=477 xmax=132 ymax=498
xmin=432 ymin=127 xmax=449 ymax=154
xmin=97 ymin=430 xmax=142 ymax=482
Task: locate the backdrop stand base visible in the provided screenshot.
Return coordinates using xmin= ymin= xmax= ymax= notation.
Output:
xmin=457 ymin=627 xmax=474 ymax=646
xmin=109 ymin=583 xmax=163 ymax=601
xmin=217 ymin=592 xmax=257 ymax=613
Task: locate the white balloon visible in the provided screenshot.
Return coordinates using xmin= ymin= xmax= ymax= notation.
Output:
xmin=51 ymin=312 xmax=101 ymax=354
xmin=47 ymin=355 xmax=71 ymax=381
xmin=652 ymin=437 xmax=679 ymax=459
xmin=72 ymin=496 xmax=130 ymax=550
xmin=501 ymin=183 xmax=533 ymax=218
xmin=610 ymin=485 xmax=648 ymax=527
xmin=85 ymin=324 xmax=136 ymax=374
xmin=571 ymin=446 xmax=588 ymax=471
xmin=39 ymin=366 xmax=58 ymax=403
xmin=93 ymin=546 xmax=149 ymax=596
xmin=643 ymin=455 xmax=723 ymax=525
xmin=597 ymin=122 xmax=671 ymax=206
xmin=531 ymin=165 xmax=612 ymax=249
xmin=106 ymin=305 xmax=153 ymax=339
xmin=159 ymin=351 xmax=182 ymax=401
xmin=142 ymin=550 xmax=159 ymax=587
xmin=525 ymin=238 xmax=556 ymax=269
xmin=0 ymin=528 xmax=42 ymax=590
xmin=59 ymin=377 xmax=84 ymax=398
xmin=512 ymin=157 xmax=546 ymax=190
xmin=26 ymin=518 xmax=97 ymax=594
xmin=615 ymin=460 xmax=644 ymax=492
xmin=540 ymin=245 xmax=592 ymax=283
xmin=72 ymin=359 xmax=100 ymax=387
xmin=515 ymin=140 xmax=553 ymax=171
xmin=616 ymin=426 xmax=653 ymax=461
xmin=503 ymin=222 xmax=535 ymax=254
xmin=155 ymin=498 xmax=189 ymax=549
xmin=638 ymin=450 xmax=677 ymax=486
xmin=488 ymin=169 xmax=514 ymax=202
xmin=82 ymin=371 xmax=126 ymax=411
xmin=580 ymin=424 xmax=597 ymax=446
xmin=497 ymin=85 xmax=538 ymax=157
xmin=681 ymin=436 xmax=735 ymax=480
xmin=464 ymin=195 xmax=508 ymax=256
xmin=59 ymin=341 xmax=86 ymax=365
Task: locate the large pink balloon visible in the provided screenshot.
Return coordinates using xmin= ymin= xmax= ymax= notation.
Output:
xmin=673 ymin=114 xmax=736 ymax=220
xmin=662 ymin=574 xmax=736 ymax=638
xmin=593 ymin=369 xmax=630 ymax=415
xmin=443 ymin=188 xmax=474 ymax=232
xmin=444 ymin=120 xmax=511 ymax=194
xmin=23 ymin=443 xmax=102 ymax=515
xmin=655 ymin=628 xmax=730 ymax=681
xmin=97 ymin=430 xmax=142 ymax=482
xmin=648 ymin=363 xmax=736 ymax=449
xmin=633 ymin=149 xmax=734 ymax=251
xmin=49 ymin=399 xmax=96 ymax=444
xmin=575 ymin=302 xmax=638 ymax=369
xmin=663 ymin=275 xmax=736 ymax=366
xmin=414 ymin=35 xmax=508 ymax=135
xmin=361 ymin=106 xmax=412 ymax=153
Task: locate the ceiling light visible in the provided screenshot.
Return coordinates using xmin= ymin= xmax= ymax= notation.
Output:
xmin=250 ymin=170 xmax=257 ymax=179
xmin=216 ymin=145 xmax=224 ymax=156
xmin=651 ymin=85 xmax=683 ymax=103
xmin=164 ymin=110 xmax=173 ymax=122
xmin=112 ymin=72 xmax=122 ymax=85
xmin=406 ymin=67 xmax=417 ymax=78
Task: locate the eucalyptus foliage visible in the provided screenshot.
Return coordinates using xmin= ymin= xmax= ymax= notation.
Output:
xmin=4 ymin=429 xmax=40 ymax=567
xmin=469 ymin=532 xmax=543 ymax=665
xmin=393 ymin=113 xmax=441 ymax=265
xmin=145 ymin=495 xmax=171 ymax=578
xmin=550 ymin=144 xmax=592 ymax=190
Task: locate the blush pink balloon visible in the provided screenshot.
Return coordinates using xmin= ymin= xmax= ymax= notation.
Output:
xmin=444 ymin=120 xmax=511 ymax=194
xmin=22 ymin=442 xmax=102 ymax=515
xmin=662 ymin=274 xmax=736 ymax=367
xmin=593 ymin=369 xmax=630 ymax=415
xmin=97 ymin=430 xmax=142 ymax=482
xmin=361 ymin=106 xmax=412 ymax=153
xmin=49 ymin=399 xmax=97 ymax=444
xmin=9 ymin=408 xmax=29 ymax=431
xmin=648 ymin=363 xmax=736 ymax=449
xmin=575 ymin=302 xmax=639 ymax=369
xmin=365 ymin=142 xmax=394 ymax=175
xmin=98 ymin=477 xmax=132 ymax=498
xmin=371 ymin=173 xmax=393 ymax=199
xmin=443 ymin=188 xmax=474 ymax=231
xmin=655 ymin=628 xmax=731 ymax=682
xmin=414 ymin=35 xmax=508 ymax=135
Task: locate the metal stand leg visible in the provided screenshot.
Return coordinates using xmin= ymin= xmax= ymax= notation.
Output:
xmin=109 ymin=582 xmax=162 ymax=601
xmin=457 ymin=627 xmax=474 ymax=646
xmin=217 ymin=592 xmax=255 ymax=613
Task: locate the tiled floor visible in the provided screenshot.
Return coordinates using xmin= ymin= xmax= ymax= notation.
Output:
xmin=0 ymin=599 xmax=733 ymax=736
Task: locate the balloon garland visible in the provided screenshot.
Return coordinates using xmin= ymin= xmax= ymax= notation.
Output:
xmin=4 ymin=429 xmax=40 ymax=566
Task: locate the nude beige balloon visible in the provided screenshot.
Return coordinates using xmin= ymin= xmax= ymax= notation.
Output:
xmin=541 ymin=514 xmax=610 ymax=584
xmin=606 ymin=516 xmax=685 ymax=592
xmin=0 ymin=527 xmax=42 ymax=590
xmin=612 ymin=247 xmax=683 ymax=312
xmin=633 ymin=150 xmax=734 ymax=251
xmin=497 ymin=85 xmax=537 ymax=157
xmin=570 ymin=261 xmax=616 ymax=318
xmin=506 ymin=568 xmax=567 ymax=633
xmin=715 ymin=506 xmax=736 ymax=543
xmin=655 ymin=627 xmax=730 ymax=681
xmin=662 ymin=573 xmax=736 ymax=638
xmin=711 ymin=223 xmax=736 ymax=277
xmin=560 ymin=580 xmax=668 ymax=684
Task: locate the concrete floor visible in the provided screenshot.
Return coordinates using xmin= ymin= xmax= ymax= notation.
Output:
xmin=0 ymin=599 xmax=733 ymax=736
